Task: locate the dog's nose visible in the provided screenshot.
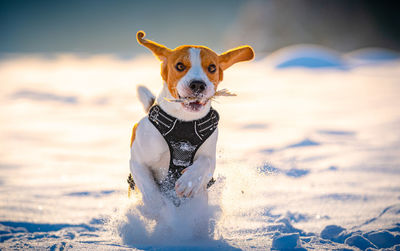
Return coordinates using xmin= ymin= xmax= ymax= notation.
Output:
xmin=189 ymin=80 xmax=206 ymax=93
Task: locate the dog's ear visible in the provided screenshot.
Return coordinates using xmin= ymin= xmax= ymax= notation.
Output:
xmin=137 ymin=31 xmax=171 ymax=61
xmin=219 ymin=46 xmax=254 ymax=71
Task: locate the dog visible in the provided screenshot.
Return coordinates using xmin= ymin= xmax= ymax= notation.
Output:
xmin=129 ymin=31 xmax=254 ymax=213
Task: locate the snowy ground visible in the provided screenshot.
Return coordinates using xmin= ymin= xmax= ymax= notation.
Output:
xmin=1 ymin=47 xmax=400 ymax=250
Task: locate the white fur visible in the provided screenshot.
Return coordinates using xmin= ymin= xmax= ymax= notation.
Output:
xmin=130 ymin=47 xmax=218 ymax=216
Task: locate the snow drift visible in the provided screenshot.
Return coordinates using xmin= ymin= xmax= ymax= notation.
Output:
xmin=0 ymin=49 xmax=400 ymax=250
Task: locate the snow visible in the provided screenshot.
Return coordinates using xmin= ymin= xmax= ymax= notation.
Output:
xmin=345 ymin=48 xmax=400 ymax=68
xmin=364 ymin=230 xmax=400 ymax=249
xmin=265 ymin=44 xmax=346 ymax=69
xmin=1 ymin=49 xmax=400 ymax=250
xmin=345 ymin=235 xmax=377 ymax=250
xmin=271 ymin=233 xmax=302 ymax=250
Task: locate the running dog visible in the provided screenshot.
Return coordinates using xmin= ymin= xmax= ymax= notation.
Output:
xmin=129 ymin=31 xmax=254 ymax=212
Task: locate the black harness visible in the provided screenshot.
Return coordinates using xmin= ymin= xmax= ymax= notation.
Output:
xmin=128 ymin=105 xmax=219 ymax=206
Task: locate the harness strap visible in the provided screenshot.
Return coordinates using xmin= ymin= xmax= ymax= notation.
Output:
xmin=128 ymin=105 xmax=219 ymax=206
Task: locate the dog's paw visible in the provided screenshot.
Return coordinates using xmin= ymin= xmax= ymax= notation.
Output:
xmin=175 ymin=167 xmax=208 ymax=198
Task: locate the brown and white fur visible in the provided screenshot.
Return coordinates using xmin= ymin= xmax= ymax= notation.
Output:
xmin=130 ymin=31 xmax=254 ymax=216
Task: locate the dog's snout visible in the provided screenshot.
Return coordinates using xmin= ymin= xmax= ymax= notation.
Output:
xmin=189 ymin=80 xmax=206 ymax=93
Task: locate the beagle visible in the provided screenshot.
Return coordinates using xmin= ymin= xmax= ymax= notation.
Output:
xmin=129 ymin=31 xmax=254 ymax=211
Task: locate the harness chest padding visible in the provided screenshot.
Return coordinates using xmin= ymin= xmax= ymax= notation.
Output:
xmin=148 ymin=105 xmax=219 ymax=194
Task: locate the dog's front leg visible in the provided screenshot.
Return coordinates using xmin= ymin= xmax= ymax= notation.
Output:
xmin=130 ymin=159 xmax=165 ymax=210
xmin=175 ymin=155 xmax=215 ymax=198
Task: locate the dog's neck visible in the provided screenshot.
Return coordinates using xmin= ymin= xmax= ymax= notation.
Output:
xmin=157 ymin=82 xmax=211 ymax=121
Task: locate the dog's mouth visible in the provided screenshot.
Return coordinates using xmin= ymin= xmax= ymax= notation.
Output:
xmin=182 ymin=100 xmax=204 ymax=112
xmin=178 ymin=95 xmax=209 ymax=112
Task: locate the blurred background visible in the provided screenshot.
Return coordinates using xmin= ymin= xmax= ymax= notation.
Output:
xmin=1 ymin=1 xmax=400 ymax=250
xmin=1 ymin=0 xmax=400 ymax=57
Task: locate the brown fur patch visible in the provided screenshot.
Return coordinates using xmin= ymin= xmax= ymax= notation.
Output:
xmin=199 ymin=47 xmax=220 ymax=90
xmin=130 ymin=123 xmax=139 ymax=147
xmin=218 ymin=46 xmax=254 ymax=71
xmin=163 ymin=46 xmax=191 ymax=98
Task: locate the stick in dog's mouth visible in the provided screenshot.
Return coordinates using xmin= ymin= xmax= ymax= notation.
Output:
xmin=164 ymin=88 xmax=237 ymax=104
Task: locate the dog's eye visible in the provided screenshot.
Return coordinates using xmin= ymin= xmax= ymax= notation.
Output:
xmin=175 ymin=62 xmax=186 ymax=72
xmin=208 ymin=64 xmax=216 ymax=73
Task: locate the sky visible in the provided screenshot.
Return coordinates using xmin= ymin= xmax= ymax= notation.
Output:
xmin=0 ymin=0 xmax=245 ymax=56
xmin=1 ymin=0 xmax=400 ymax=56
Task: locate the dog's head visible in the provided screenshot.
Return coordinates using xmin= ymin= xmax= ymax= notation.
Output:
xmin=137 ymin=31 xmax=254 ymax=114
